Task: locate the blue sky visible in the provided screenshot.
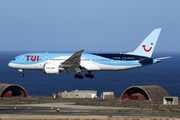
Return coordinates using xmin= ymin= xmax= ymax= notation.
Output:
xmin=0 ymin=0 xmax=180 ymax=52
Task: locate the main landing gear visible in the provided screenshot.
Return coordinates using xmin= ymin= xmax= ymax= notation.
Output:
xmin=74 ymin=74 xmax=84 ymax=79
xmin=85 ymin=72 xmax=94 ymax=78
xmin=74 ymin=72 xmax=94 ymax=79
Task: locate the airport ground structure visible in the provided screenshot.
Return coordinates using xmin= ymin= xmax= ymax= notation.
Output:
xmin=0 ymin=96 xmax=180 ymax=120
xmin=120 ymin=85 xmax=169 ymax=101
xmin=0 ymin=83 xmax=28 ymax=97
xmin=58 ymin=90 xmax=97 ymax=99
xmin=0 ymin=83 xmax=178 ymax=105
xmin=0 ymin=83 xmax=180 ymax=120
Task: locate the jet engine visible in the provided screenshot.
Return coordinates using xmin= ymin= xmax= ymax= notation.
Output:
xmin=43 ymin=64 xmax=64 ymax=74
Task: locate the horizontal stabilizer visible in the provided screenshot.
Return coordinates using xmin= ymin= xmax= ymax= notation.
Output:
xmin=157 ymin=56 xmax=172 ymax=60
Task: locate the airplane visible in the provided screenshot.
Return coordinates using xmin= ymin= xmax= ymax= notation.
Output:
xmin=8 ymin=28 xmax=169 ymax=79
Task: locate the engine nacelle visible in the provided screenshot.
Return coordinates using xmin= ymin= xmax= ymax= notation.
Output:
xmin=43 ymin=64 xmax=64 ymax=74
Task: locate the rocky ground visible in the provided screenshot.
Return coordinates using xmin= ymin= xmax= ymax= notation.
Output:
xmin=0 ymin=96 xmax=180 ymax=113
xmin=0 ymin=114 xmax=180 ymax=120
xmin=75 ymin=98 xmax=180 ymax=113
xmin=0 ymin=96 xmax=180 ymax=120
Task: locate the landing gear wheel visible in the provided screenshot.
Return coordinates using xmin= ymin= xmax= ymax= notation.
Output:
xmin=74 ymin=74 xmax=84 ymax=79
xmin=20 ymin=73 xmax=25 ymax=77
xmin=89 ymin=74 xmax=94 ymax=79
xmin=74 ymin=74 xmax=79 ymax=78
xmin=85 ymin=72 xmax=94 ymax=79
xmin=85 ymin=74 xmax=90 ymax=78
xmin=79 ymin=75 xmax=84 ymax=79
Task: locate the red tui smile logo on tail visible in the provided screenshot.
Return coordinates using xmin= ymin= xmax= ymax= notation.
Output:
xmin=142 ymin=43 xmax=153 ymax=52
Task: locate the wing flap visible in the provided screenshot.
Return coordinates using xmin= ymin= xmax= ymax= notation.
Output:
xmin=65 ymin=65 xmax=82 ymax=74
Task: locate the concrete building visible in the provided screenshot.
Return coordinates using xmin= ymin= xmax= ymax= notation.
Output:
xmin=163 ymin=96 xmax=178 ymax=105
xmin=59 ymin=90 xmax=97 ymax=99
xmin=101 ymin=92 xmax=115 ymax=100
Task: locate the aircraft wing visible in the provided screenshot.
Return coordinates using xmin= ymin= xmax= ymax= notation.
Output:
xmin=61 ymin=49 xmax=84 ymax=73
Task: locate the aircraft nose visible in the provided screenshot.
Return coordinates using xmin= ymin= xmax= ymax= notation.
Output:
xmin=8 ymin=62 xmax=14 ymax=68
xmin=8 ymin=62 xmax=12 ymax=67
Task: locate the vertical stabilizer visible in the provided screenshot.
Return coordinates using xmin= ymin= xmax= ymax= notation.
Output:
xmin=132 ymin=28 xmax=162 ymax=57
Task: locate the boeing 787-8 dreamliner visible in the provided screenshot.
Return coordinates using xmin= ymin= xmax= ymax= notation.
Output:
xmin=8 ymin=28 xmax=169 ymax=79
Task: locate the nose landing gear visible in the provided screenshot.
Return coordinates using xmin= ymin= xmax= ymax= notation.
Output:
xmin=18 ymin=69 xmax=25 ymax=77
xmin=20 ymin=73 xmax=25 ymax=77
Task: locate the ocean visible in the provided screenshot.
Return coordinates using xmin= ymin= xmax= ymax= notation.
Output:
xmin=1 ymin=51 xmax=180 ymax=97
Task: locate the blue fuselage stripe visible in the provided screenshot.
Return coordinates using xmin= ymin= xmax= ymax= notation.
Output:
xmin=10 ymin=53 xmax=149 ymax=66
